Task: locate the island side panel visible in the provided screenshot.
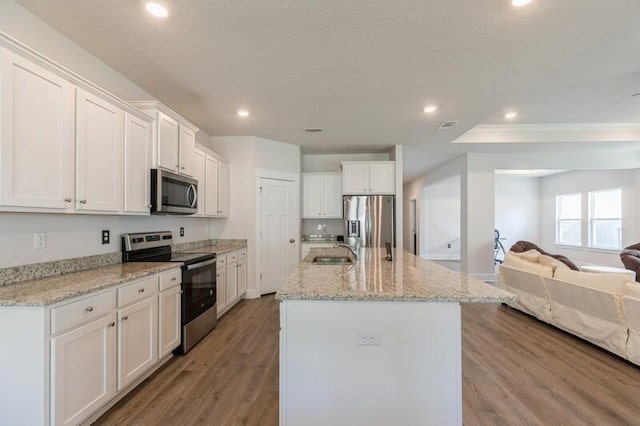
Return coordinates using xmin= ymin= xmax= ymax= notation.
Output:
xmin=279 ymin=300 xmax=462 ymax=426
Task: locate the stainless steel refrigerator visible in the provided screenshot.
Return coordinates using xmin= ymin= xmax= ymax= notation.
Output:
xmin=344 ymin=195 xmax=395 ymax=248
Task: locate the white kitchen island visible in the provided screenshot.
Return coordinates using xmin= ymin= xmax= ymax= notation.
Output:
xmin=276 ymin=247 xmax=514 ymax=426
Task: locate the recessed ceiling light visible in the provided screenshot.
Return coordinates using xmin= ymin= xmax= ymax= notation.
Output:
xmin=237 ymin=109 xmax=250 ymax=118
xmin=423 ymin=105 xmax=438 ymax=114
xmin=512 ymin=0 xmax=533 ymax=6
xmin=504 ymin=111 xmax=518 ymax=119
xmin=145 ymin=2 xmax=169 ymax=18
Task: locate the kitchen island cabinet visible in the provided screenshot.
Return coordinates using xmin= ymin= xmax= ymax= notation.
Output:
xmin=276 ymin=247 xmax=514 ymax=426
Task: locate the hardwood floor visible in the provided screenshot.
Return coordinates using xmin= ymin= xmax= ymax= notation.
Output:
xmin=96 ymin=297 xmax=640 ymax=425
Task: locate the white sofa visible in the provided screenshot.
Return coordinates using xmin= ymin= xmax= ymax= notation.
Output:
xmin=498 ymin=250 xmax=639 ymax=365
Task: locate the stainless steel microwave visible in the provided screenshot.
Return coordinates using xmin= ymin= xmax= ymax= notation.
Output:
xmin=151 ymin=169 xmax=198 ymax=215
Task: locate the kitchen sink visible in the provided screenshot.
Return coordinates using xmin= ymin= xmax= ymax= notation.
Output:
xmin=312 ymin=256 xmax=353 ymax=265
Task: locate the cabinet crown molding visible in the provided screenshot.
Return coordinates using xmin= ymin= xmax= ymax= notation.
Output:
xmin=129 ymin=100 xmax=199 ymax=133
xmin=0 ymin=31 xmax=152 ymax=123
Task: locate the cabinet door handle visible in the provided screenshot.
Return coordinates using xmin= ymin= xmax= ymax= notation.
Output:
xmin=122 ymin=315 xmax=129 ymax=321
xmin=64 ymin=198 xmax=72 ymax=203
xmin=85 ymin=306 xmax=94 ymax=312
xmin=138 ymin=288 xmax=145 ymax=293
xmin=289 ymin=239 xmax=295 ymax=243
xmin=147 ymin=204 xmax=152 ymax=208
xmin=79 ymin=199 xmax=87 ymax=204
xmin=108 ymin=322 xmax=116 ymax=327
xmin=171 ymin=277 xmax=177 ymax=281
xmin=181 ymin=166 xmax=185 ymax=170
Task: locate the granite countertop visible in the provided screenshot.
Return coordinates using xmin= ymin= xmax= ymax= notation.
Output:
xmin=0 ymin=262 xmax=180 ymax=307
xmin=276 ymin=247 xmax=515 ymax=303
xmin=180 ymin=240 xmax=247 ymax=255
xmin=301 ymin=235 xmax=339 ymax=243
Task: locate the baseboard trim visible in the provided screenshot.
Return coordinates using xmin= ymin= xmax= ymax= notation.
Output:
xmin=244 ymin=289 xmax=261 ymax=299
xmin=469 ymin=273 xmax=497 ymax=283
xmin=422 ymin=255 xmax=461 ymax=261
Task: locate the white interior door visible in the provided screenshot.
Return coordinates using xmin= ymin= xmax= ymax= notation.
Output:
xmin=260 ymin=178 xmax=299 ymax=295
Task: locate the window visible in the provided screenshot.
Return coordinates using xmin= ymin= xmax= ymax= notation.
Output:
xmin=556 ymin=193 xmax=581 ymax=246
xmin=589 ymin=188 xmax=622 ymax=250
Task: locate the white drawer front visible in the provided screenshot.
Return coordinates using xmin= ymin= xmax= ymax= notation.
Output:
xmin=51 ymin=290 xmax=116 ymax=335
xmin=158 ymin=268 xmax=182 ymax=292
xmin=238 ymin=248 xmax=247 ymax=260
xmin=118 ymin=276 xmax=158 ymax=307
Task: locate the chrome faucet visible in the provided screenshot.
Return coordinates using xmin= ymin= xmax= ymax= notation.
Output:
xmin=334 ymin=243 xmax=358 ymax=260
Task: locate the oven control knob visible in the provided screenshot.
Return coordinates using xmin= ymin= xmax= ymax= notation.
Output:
xmin=209 ymin=290 xmax=214 ymax=296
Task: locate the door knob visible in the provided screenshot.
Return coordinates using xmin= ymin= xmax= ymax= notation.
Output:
xmin=289 ymin=239 xmax=295 ymax=243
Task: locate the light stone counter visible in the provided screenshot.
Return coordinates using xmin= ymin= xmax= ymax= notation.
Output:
xmin=0 ymin=262 xmax=180 ymax=306
xmin=180 ymin=239 xmax=247 ymax=256
xmin=276 ymin=247 xmax=515 ymax=303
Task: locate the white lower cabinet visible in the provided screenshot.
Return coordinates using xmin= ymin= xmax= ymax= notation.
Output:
xmin=117 ymin=296 xmax=158 ymax=390
xmin=217 ymin=248 xmax=248 ymax=318
xmin=217 ymin=256 xmax=227 ymax=316
xmin=159 ymin=285 xmax=182 ymax=358
xmin=226 ymin=258 xmax=238 ymax=305
xmin=51 ymin=312 xmax=117 ymax=426
xmin=0 ymin=267 xmax=183 ymax=425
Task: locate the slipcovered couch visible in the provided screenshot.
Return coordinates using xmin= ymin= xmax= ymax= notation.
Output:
xmin=498 ymin=249 xmax=640 ymax=365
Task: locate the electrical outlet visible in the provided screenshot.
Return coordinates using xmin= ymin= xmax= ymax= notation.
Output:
xmin=357 ymin=330 xmax=382 ymax=346
xmin=447 ymin=243 xmax=451 ymax=249
xmin=180 ymin=227 xmax=185 ymax=237
xmin=102 ymin=230 xmax=110 ymax=245
xmin=34 ymin=233 xmax=46 ymax=249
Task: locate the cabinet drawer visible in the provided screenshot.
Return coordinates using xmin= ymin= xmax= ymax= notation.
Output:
xmin=51 ymin=289 xmax=116 ymax=335
xmin=159 ymin=268 xmax=182 ymax=291
xmin=238 ymin=249 xmax=247 ymax=260
xmin=217 ymin=256 xmax=227 ymax=267
xmin=118 ymin=276 xmax=158 ymax=307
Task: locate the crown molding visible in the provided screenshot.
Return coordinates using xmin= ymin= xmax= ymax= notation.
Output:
xmin=453 ymin=123 xmax=640 ymax=144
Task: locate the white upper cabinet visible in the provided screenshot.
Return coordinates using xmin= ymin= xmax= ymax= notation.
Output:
xmin=341 ymin=161 xmax=395 ymax=195
xmin=218 ymin=161 xmax=230 ymax=217
xmin=75 ymin=88 xmax=124 ymax=212
xmin=130 ymin=101 xmax=199 ymax=178
xmin=193 ymin=148 xmax=206 ymax=216
xmin=302 ymin=173 xmax=342 ymax=218
xmin=179 ymin=126 xmax=196 ymax=177
xmin=205 ymin=154 xmax=219 ymax=216
xmin=124 ymin=113 xmax=152 ymax=214
xmin=0 ymin=48 xmax=75 ymax=209
xmin=196 ymin=143 xmax=230 ymax=218
xmin=157 ymin=112 xmax=179 ymax=172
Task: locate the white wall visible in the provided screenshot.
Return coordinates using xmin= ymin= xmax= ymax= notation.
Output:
xmin=539 ymin=169 xmax=639 ymax=267
xmin=209 ymin=136 xmax=301 ymax=298
xmin=302 ymin=153 xmax=389 ymax=172
xmin=0 ymin=1 xmax=217 ymax=269
xmin=494 ymin=176 xmax=541 ymax=259
xmin=0 ymin=213 xmax=212 ymax=268
xmin=421 ymin=176 xmax=461 ymax=260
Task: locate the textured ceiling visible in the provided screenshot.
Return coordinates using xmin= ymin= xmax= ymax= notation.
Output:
xmin=15 ymin=0 xmax=640 ymax=180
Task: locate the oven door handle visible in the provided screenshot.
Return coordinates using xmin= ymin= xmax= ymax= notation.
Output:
xmin=187 ymin=184 xmax=197 ymax=208
xmin=186 ymin=258 xmax=216 ymax=271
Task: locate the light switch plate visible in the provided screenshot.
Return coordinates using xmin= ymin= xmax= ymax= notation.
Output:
xmin=102 ymin=230 xmax=110 ymax=245
xmin=34 ymin=233 xmax=46 ymax=249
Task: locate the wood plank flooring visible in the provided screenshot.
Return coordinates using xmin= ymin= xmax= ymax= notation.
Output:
xmin=96 ymin=296 xmax=640 ymax=425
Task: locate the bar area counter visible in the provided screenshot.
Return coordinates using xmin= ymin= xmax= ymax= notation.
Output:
xmin=276 ymin=247 xmax=514 ymax=426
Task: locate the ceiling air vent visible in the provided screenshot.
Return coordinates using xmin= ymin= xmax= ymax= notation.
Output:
xmin=305 ymin=128 xmax=323 ymax=133
xmin=438 ymin=121 xmax=458 ymax=130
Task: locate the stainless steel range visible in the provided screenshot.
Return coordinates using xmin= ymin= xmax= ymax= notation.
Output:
xmin=122 ymin=231 xmax=217 ymax=354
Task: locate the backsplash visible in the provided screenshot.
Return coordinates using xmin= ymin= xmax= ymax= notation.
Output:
xmin=0 ymin=238 xmax=248 ymax=287
xmin=0 ymin=252 xmax=122 ymax=287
